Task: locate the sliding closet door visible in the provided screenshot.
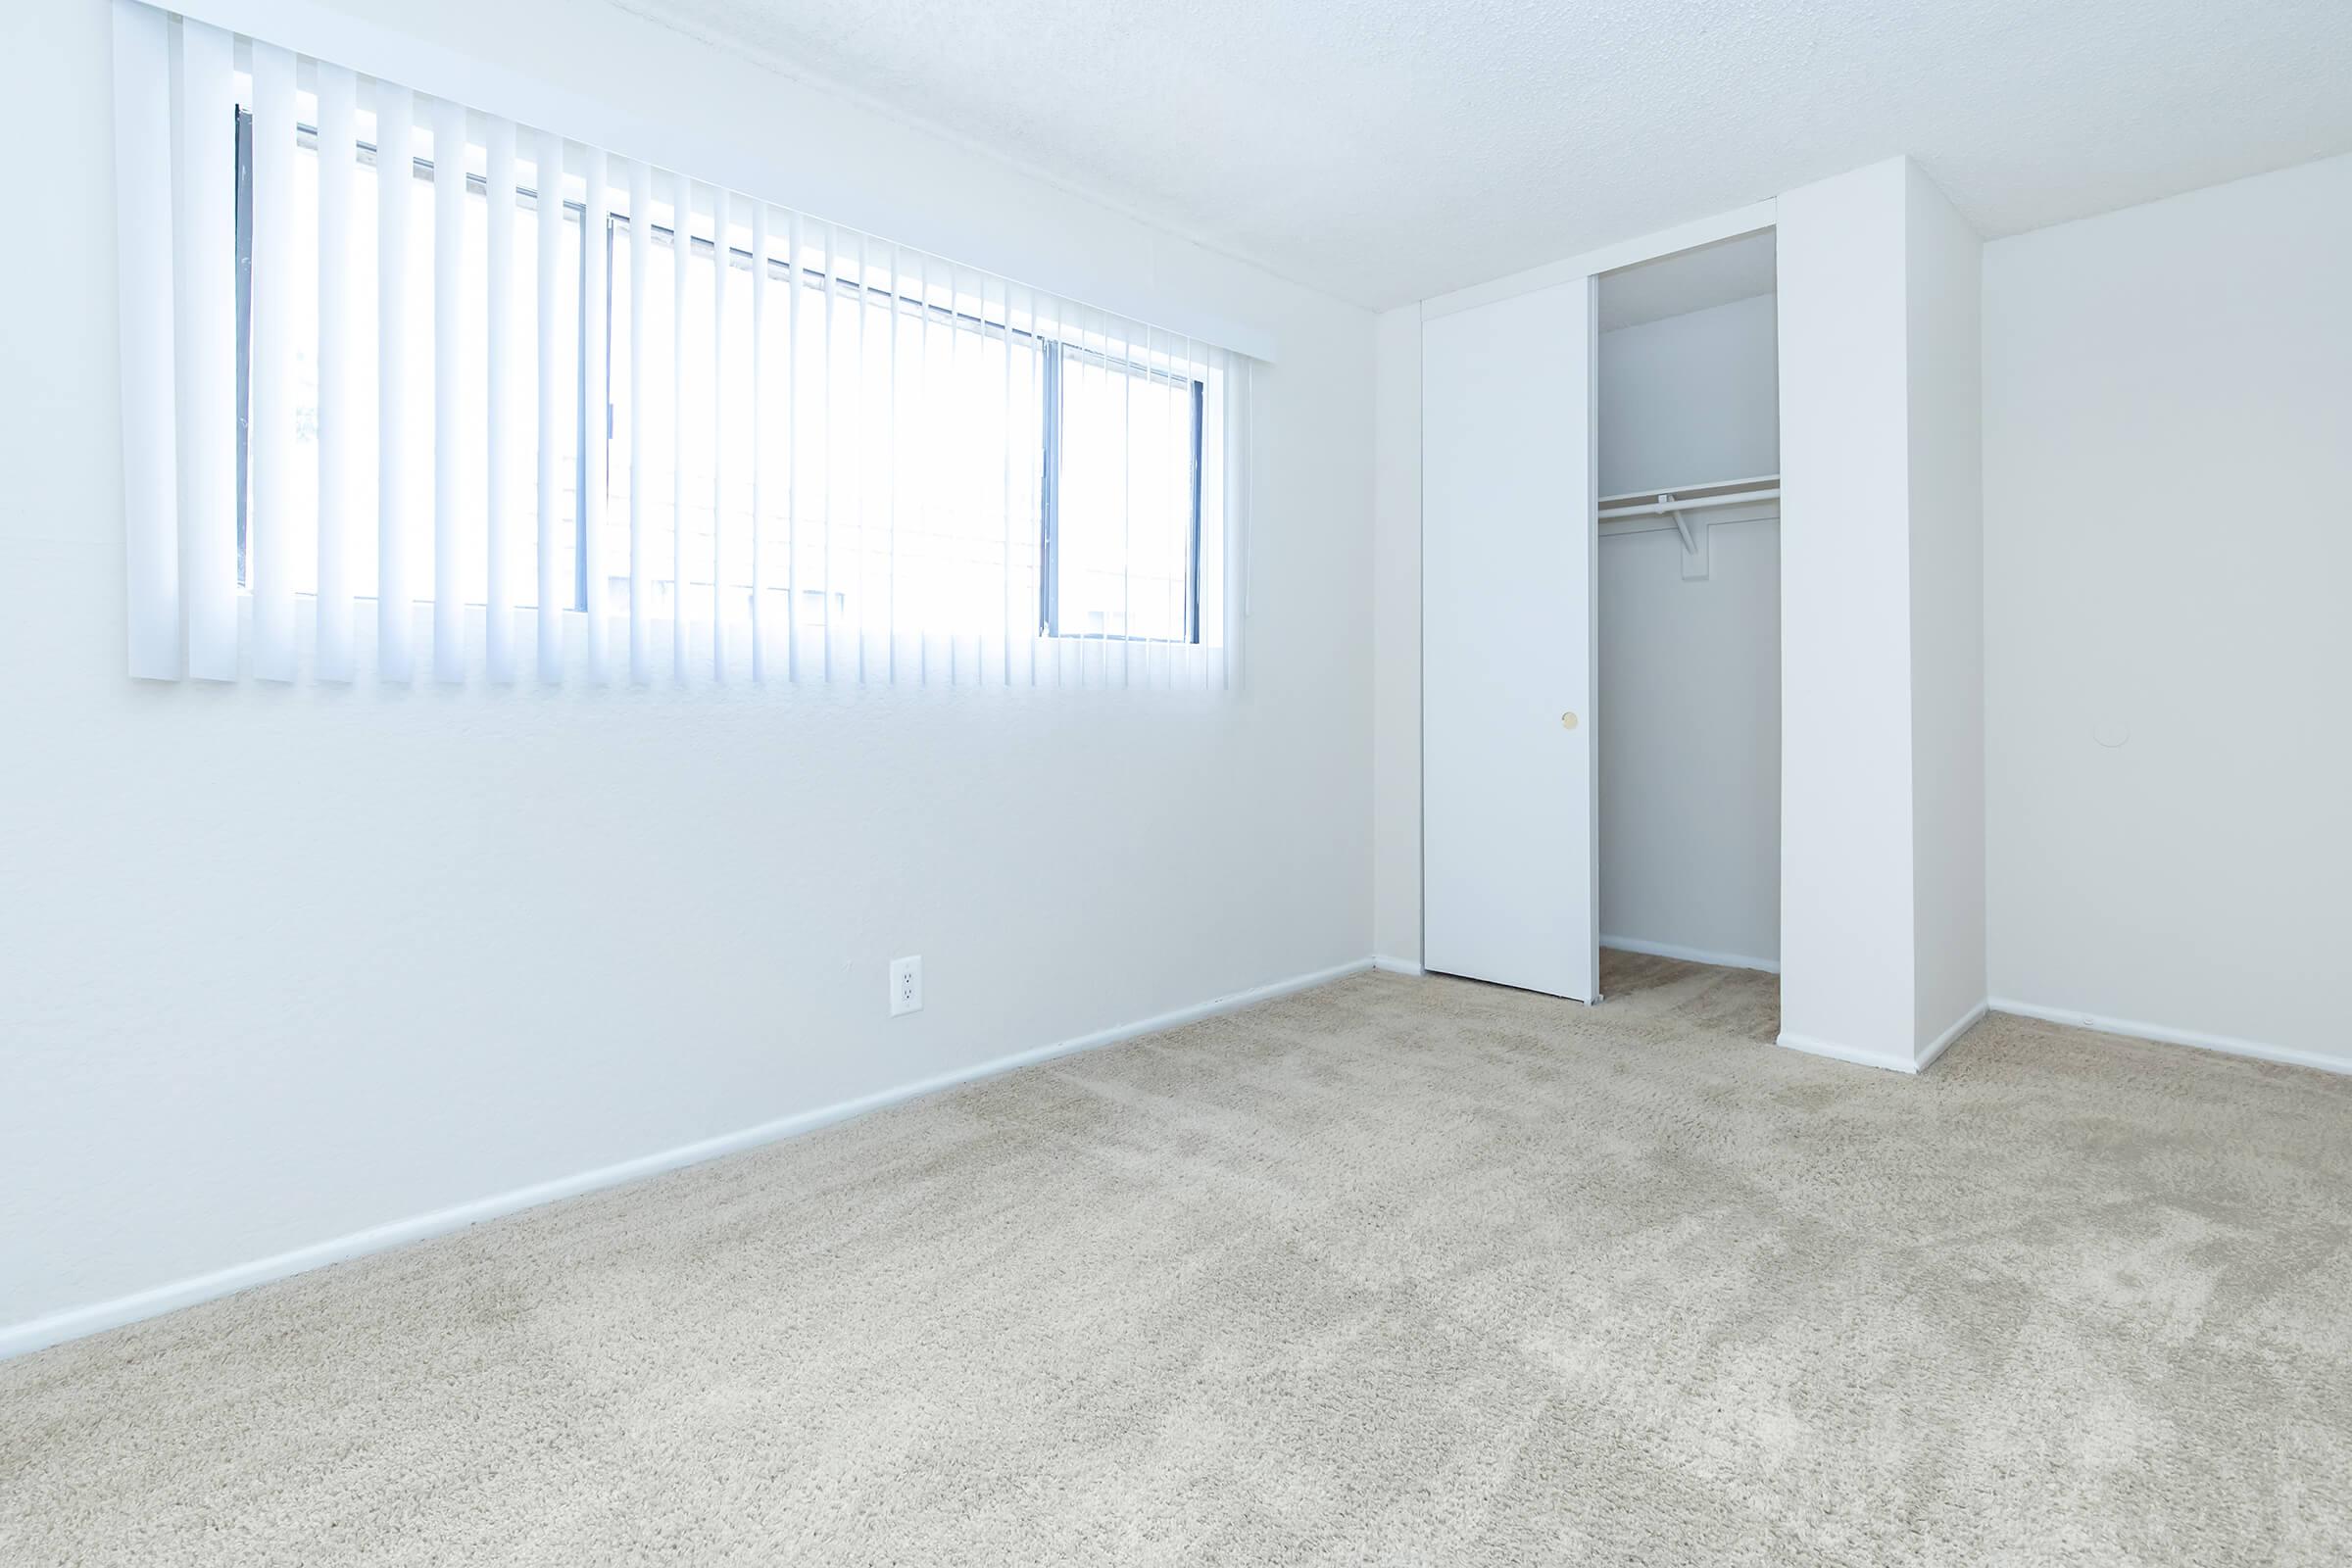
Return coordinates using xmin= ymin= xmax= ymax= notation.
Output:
xmin=1422 ymin=278 xmax=1598 ymax=1001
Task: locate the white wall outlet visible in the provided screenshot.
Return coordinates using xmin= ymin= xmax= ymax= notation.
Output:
xmin=889 ymin=956 xmax=923 ymax=1017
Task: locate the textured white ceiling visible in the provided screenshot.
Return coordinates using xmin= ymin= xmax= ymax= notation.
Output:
xmin=615 ymin=0 xmax=2352 ymax=310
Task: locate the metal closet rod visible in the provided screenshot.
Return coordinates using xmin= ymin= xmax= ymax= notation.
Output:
xmin=1599 ymin=488 xmax=1782 ymax=518
xmin=1597 ymin=474 xmax=1782 ymax=517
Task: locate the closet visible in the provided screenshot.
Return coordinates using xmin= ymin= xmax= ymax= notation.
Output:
xmin=1594 ymin=233 xmax=1782 ymax=977
xmin=1424 ymin=169 xmax=1980 ymax=1066
xmin=1422 ymin=220 xmax=1780 ymax=1003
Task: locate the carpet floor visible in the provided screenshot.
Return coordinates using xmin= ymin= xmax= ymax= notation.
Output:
xmin=6 ymin=954 xmax=2352 ymax=1565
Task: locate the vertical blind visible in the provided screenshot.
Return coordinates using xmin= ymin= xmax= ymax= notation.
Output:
xmin=110 ymin=0 xmax=1253 ymax=690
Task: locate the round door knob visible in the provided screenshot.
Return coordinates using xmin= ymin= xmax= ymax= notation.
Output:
xmin=1560 ymin=711 xmax=1579 ymax=730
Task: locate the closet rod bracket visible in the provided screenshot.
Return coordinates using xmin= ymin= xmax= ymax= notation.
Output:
xmin=1658 ymin=495 xmax=1710 ymax=581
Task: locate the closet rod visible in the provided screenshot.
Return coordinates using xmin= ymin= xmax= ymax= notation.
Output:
xmin=1598 ymin=487 xmax=1781 ymax=518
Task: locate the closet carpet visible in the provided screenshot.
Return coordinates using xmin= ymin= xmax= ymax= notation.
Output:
xmin=7 ymin=955 xmax=2351 ymax=1566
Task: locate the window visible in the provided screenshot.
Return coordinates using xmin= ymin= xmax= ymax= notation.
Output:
xmin=1043 ymin=345 xmax=1203 ymax=643
xmin=229 ymin=108 xmax=1206 ymax=647
xmin=113 ymin=10 xmax=1250 ymax=688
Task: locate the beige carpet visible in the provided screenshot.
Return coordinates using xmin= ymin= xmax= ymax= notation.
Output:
xmin=7 ymin=954 xmax=2352 ymax=1565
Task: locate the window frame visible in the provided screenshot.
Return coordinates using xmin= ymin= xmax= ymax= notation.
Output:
xmin=1036 ymin=342 xmax=1205 ymax=645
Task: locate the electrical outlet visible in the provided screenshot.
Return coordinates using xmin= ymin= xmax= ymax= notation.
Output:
xmin=889 ymin=956 xmax=923 ymax=1017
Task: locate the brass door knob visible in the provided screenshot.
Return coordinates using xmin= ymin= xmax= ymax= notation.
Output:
xmin=1560 ymin=711 xmax=1579 ymax=730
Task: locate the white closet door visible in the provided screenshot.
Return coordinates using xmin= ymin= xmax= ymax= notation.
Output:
xmin=1422 ymin=279 xmax=1598 ymax=1001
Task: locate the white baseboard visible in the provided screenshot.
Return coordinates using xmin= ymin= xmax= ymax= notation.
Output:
xmin=1915 ymin=1001 xmax=1989 ymax=1073
xmin=1987 ymin=998 xmax=2347 ymax=1078
xmin=1600 ymin=935 xmax=1780 ymax=975
xmin=0 ymin=957 xmax=1374 ymax=1363
xmin=1372 ymin=955 xmax=1425 ymax=976
xmin=1774 ymin=1031 xmax=1918 ymax=1074
xmin=1778 ymin=1000 xmax=1987 ymax=1077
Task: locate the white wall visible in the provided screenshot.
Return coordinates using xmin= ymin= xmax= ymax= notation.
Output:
xmin=1775 ymin=160 xmax=1921 ymax=1066
xmin=1371 ymin=306 xmax=1423 ymax=968
xmin=1777 ymin=156 xmax=1985 ymax=1070
xmin=1594 ymin=293 xmax=1782 ymax=968
xmin=1597 ymin=293 xmax=1779 ymax=496
xmin=1983 ymin=152 xmax=2352 ymax=1071
xmin=0 ymin=0 xmax=1375 ymax=1349
xmin=1597 ymin=514 xmax=1781 ymax=968
xmin=1904 ymin=164 xmax=1987 ymax=1052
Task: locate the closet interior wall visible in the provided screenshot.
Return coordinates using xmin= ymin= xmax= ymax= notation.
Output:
xmin=1596 ymin=245 xmax=1783 ymax=972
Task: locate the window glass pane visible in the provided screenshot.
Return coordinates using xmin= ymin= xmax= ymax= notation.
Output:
xmin=1054 ymin=349 xmax=1196 ymax=641
xmin=767 ymin=274 xmax=1045 ymax=640
xmin=891 ymin=285 xmax=1043 ymax=638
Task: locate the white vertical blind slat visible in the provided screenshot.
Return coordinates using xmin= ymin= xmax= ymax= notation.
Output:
xmin=884 ymin=243 xmax=900 ymax=683
xmin=1117 ymin=315 xmax=1134 ymax=690
xmin=1034 ymin=292 xmax=1061 ymax=690
xmin=173 ymin=19 xmax=237 ymax=680
xmin=1084 ymin=313 xmax=1103 ymax=688
xmin=710 ymin=186 xmax=730 ymax=680
xmin=669 ymin=171 xmax=689 ymax=681
xmin=784 ymin=209 xmax=802 ymax=683
xmin=1150 ymin=326 xmax=1169 ymax=690
xmin=944 ymin=263 xmax=960 ymax=685
xmin=430 ymin=96 xmax=466 ymax=682
xmin=852 ymin=231 xmax=867 ymax=683
xmin=627 ymin=161 xmax=652 ymax=682
xmin=912 ymin=252 xmax=930 ymax=686
xmin=582 ymin=149 xmax=612 ymax=682
xmin=1084 ymin=313 xmax=1107 ymax=689
xmin=1140 ymin=324 xmax=1160 ymax=690
xmin=1022 ymin=285 xmax=1042 ymax=687
xmin=818 ymin=221 xmax=835 ymax=684
xmin=749 ymin=200 xmax=767 ymax=682
xmin=314 ymin=63 xmax=359 ymax=681
xmin=1224 ymin=352 xmax=1249 ymax=691
xmin=1166 ymin=331 xmax=1187 ymax=690
xmin=483 ymin=116 xmax=517 ymax=682
xmin=1197 ymin=349 xmax=1212 ymax=687
xmin=1200 ymin=348 xmax=1220 ymax=694
xmin=535 ymin=127 xmax=566 ymax=682
xmin=111 ymin=0 xmax=180 ymax=680
xmin=998 ymin=277 xmax=1013 ymax=684
xmin=1177 ymin=333 xmax=1197 ymax=691
xmin=248 ymin=42 xmax=298 ymax=681
xmin=375 ymin=82 xmax=416 ymax=681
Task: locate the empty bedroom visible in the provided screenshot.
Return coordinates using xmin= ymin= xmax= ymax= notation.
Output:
xmin=4 ymin=0 xmax=2349 ymax=1561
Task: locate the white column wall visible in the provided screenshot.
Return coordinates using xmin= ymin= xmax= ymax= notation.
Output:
xmin=1904 ymin=165 xmax=1988 ymax=1054
xmin=1775 ymin=158 xmax=1923 ymax=1067
xmin=1372 ymin=305 xmax=1424 ymax=969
